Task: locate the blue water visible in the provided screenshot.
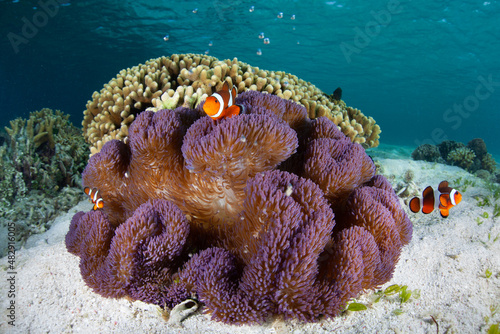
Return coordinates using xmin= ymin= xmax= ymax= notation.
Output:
xmin=1 ymin=0 xmax=499 ymax=155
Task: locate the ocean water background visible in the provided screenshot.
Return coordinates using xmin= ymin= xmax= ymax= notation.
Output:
xmin=1 ymin=0 xmax=499 ymax=156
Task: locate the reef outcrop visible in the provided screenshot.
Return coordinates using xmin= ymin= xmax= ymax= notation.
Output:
xmin=0 ymin=108 xmax=88 ymax=256
xmin=412 ymin=139 xmax=498 ymax=180
xmin=82 ymin=54 xmax=380 ymax=156
xmin=67 ymin=91 xmax=410 ymax=324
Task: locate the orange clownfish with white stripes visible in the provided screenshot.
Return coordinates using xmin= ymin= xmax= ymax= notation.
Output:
xmin=84 ymin=187 xmax=104 ymax=210
xmin=203 ymin=82 xmax=244 ymax=120
xmin=409 ymin=181 xmax=462 ymax=218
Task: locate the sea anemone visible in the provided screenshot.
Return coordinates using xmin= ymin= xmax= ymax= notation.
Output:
xmin=66 ymin=91 xmax=412 ymax=324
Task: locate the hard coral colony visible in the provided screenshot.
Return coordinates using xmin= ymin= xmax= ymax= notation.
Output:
xmin=83 ymin=54 xmax=380 ymax=156
xmin=0 ymin=108 xmax=88 ymax=255
xmin=66 ymin=91 xmax=412 ymax=324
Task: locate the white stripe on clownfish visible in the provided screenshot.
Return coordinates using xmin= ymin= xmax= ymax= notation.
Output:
xmin=409 ymin=180 xmax=462 ymax=218
xmin=93 ymin=190 xmax=99 ymax=202
xmin=94 ymin=198 xmax=104 ymax=210
xmin=203 ymin=81 xmax=243 ymax=121
xmin=211 ymin=92 xmax=226 ymax=118
xmin=84 ymin=186 xmax=104 ymax=211
xmin=449 ymin=188 xmax=458 ymax=206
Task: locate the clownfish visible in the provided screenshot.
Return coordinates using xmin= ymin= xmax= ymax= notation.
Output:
xmin=409 ymin=181 xmax=462 ymax=218
xmin=84 ymin=187 xmax=104 ymax=210
xmin=203 ymin=82 xmax=244 ymax=120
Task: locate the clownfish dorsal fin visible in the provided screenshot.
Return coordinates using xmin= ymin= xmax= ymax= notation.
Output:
xmin=221 ymin=81 xmax=230 ymax=92
xmin=438 ymin=181 xmax=449 ymax=192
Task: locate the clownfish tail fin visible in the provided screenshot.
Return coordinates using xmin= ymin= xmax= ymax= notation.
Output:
xmin=409 ymin=197 xmax=421 ymax=213
xmin=238 ymin=104 xmax=245 ymax=115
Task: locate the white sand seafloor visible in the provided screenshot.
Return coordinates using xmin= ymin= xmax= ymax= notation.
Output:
xmin=1 ymin=151 xmax=500 ymax=334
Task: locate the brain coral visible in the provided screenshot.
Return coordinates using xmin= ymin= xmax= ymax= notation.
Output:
xmin=67 ymin=91 xmax=410 ymax=324
xmin=83 ymin=53 xmax=380 ymax=155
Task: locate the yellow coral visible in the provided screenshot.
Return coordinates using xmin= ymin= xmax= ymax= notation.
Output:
xmin=4 ymin=108 xmax=66 ymax=150
xmin=83 ymin=54 xmax=381 ymax=155
xmin=447 ymin=147 xmax=476 ymax=170
xmin=481 ymin=153 xmax=497 ymax=173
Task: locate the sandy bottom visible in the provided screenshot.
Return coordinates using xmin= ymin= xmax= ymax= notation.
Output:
xmin=1 ymin=156 xmax=499 ymax=334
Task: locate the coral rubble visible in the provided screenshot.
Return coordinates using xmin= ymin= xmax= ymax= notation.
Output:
xmin=0 ymin=108 xmax=88 ymax=256
xmin=82 ymin=53 xmax=380 ymax=156
xmin=67 ymin=91 xmax=411 ymax=324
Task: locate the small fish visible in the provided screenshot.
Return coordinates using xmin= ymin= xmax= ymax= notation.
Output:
xmin=84 ymin=187 xmax=104 ymax=210
xmin=332 ymin=87 xmax=342 ymax=100
xmin=409 ymin=181 xmax=462 ymax=218
xmin=203 ymin=82 xmax=244 ymax=120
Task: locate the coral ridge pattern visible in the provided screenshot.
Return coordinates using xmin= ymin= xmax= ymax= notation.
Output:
xmin=67 ymin=91 xmax=411 ymax=324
